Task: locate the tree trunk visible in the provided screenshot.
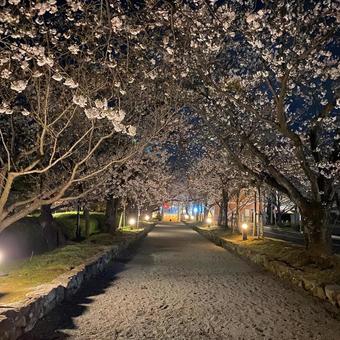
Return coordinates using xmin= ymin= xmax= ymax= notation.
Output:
xmin=105 ymin=197 xmax=120 ymax=233
xmin=276 ymin=193 xmax=283 ymax=226
xmin=75 ymin=203 xmax=81 ymax=240
xmin=203 ymin=198 xmax=209 ymax=220
xmin=234 ymin=190 xmax=240 ymax=233
xmin=217 ymin=202 xmax=223 ymax=226
xmin=258 ymin=186 xmax=264 ymax=238
xmin=222 ymin=189 xmax=229 ymax=230
xmin=39 ymin=204 xmax=54 ymax=227
xmin=300 ymin=202 xmax=332 ymax=256
xmin=270 ymin=202 xmax=274 ymax=225
xmin=39 ymin=204 xmax=64 ymax=248
xmin=83 ymin=207 xmax=90 ymax=237
xmin=253 ymin=189 xmax=257 ymax=236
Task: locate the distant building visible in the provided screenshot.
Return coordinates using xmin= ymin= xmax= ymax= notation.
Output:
xmin=160 ymin=201 xmax=206 ymax=222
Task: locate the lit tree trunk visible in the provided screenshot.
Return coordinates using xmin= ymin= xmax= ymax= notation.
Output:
xmin=253 ymin=189 xmax=257 ymax=236
xmin=300 ymin=202 xmax=332 ymax=256
xmin=217 ymin=202 xmax=223 ymax=226
xmin=258 ymin=187 xmax=264 ymax=238
xmin=222 ymin=188 xmax=229 ymax=230
xmin=234 ymin=190 xmax=240 ymax=233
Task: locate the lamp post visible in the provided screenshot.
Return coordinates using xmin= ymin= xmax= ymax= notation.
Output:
xmin=242 ymin=223 xmax=248 ymax=240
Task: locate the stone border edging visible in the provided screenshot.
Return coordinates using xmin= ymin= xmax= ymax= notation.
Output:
xmin=0 ymin=224 xmax=154 ymax=340
xmin=193 ymin=226 xmax=340 ymax=309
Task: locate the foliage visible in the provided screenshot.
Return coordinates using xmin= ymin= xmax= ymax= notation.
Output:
xmin=53 ymin=211 xmax=105 ymax=240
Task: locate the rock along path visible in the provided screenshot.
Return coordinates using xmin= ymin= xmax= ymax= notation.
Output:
xmin=22 ymin=223 xmax=340 ymax=340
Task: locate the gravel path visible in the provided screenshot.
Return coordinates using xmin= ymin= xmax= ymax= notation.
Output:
xmin=22 ymin=223 xmax=340 ymax=340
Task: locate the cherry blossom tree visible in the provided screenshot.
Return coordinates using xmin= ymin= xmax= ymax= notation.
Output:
xmin=0 ymin=0 xmax=183 ymax=231
xmin=165 ymin=0 xmax=339 ymax=255
xmin=1 ymin=0 xmax=338 ymax=257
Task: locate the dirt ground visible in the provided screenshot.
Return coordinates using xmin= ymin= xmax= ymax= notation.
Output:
xmin=22 ymin=223 xmax=340 ymax=340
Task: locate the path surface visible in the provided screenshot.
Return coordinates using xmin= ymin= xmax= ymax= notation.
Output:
xmin=22 ymin=223 xmax=340 ymax=340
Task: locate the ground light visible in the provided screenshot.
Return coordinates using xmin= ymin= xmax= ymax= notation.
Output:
xmin=190 ymin=215 xmax=195 ymax=221
xmin=241 ymin=223 xmax=248 ymax=240
xmin=206 ymin=217 xmax=212 ymax=228
xmin=145 ymin=214 xmax=150 ymax=221
xmin=0 ymin=250 xmax=8 ymax=277
xmin=184 ymin=214 xmax=189 ymax=220
xmin=128 ymin=217 xmax=136 ymax=227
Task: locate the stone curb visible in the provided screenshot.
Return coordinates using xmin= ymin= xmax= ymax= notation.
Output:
xmin=0 ymin=225 xmax=154 ymax=340
xmin=193 ymin=226 xmax=340 ymax=309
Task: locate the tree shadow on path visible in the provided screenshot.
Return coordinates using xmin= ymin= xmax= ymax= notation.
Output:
xmin=20 ymin=241 xmax=143 ymax=340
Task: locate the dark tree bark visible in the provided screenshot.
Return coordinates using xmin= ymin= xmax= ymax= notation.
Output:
xmin=39 ymin=204 xmax=64 ymax=248
xmin=235 ymin=190 xmax=240 ymax=233
xmin=83 ymin=207 xmax=90 ymax=237
xmin=39 ymin=204 xmax=54 ymax=227
xmin=105 ymin=197 xmax=120 ymax=233
xmin=300 ymin=202 xmax=332 ymax=255
xmin=75 ymin=203 xmax=81 ymax=240
xmin=222 ymin=188 xmax=229 ymax=230
xmin=217 ymin=202 xmax=223 ymax=226
xmin=203 ymin=198 xmax=209 ymax=220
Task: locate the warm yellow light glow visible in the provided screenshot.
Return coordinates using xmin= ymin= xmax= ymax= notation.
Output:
xmin=145 ymin=215 xmax=150 ymax=221
xmin=206 ymin=217 xmax=212 ymax=224
xmin=0 ymin=251 xmax=4 ymax=263
xmin=129 ymin=217 xmax=136 ymax=226
xmin=184 ymin=214 xmax=189 ymax=220
xmin=241 ymin=223 xmax=248 ymax=230
xmin=190 ymin=215 xmax=195 ymax=220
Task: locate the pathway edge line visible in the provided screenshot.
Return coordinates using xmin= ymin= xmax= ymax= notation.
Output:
xmin=0 ymin=224 xmax=155 ymax=340
xmin=192 ymin=226 xmax=340 ymax=310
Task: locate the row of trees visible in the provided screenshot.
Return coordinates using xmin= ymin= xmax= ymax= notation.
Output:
xmin=0 ymin=0 xmax=180 ymax=232
xmin=0 ymin=0 xmax=338 ymax=256
xmin=170 ymin=0 xmax=338 ymax=256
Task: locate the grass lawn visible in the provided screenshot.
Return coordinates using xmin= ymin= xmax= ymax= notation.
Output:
xmin=119 ymin=226 xmax=144 ymax=233
xmin=53 ymin=211 xmax=106 ymax=239
xmin=0 ymin=229 xmax=143 ymax=305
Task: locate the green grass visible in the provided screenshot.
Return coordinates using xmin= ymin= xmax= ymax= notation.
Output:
xmin=118 ymin=225 xmax=144 ymax=233
xmin=0 ymin=228 xmax=144 ymax=305
xmin=53 ymin=211 xmax=105 ymax=240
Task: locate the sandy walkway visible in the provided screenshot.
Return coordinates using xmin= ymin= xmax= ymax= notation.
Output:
xmin=22 ymin=223 xmax=340 ymax=340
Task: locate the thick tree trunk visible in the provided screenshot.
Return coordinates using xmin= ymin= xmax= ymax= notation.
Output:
xmin=217 ymin=203 xmax=223 ymax=226
xmin=39 ymin=204 xmax=64 ymax=248
xmin=75 ymin=203 xmax=81 ymax=240
xmin=222 ymin=189 xmax=229 ymax=230
xmin=203 ymin=199 xmax=209 ymax=220
xmin=105 ymin=197 xmax=120 ymax=233
xmin=83 ymin=207 xmax=90 ymax=237
xmin=233 ymin=190 xmax=240 ymax=233
xmin=39 ymin=204 xmax=54 ymax=227
xmin=300 ymin=202 xmax=332 ymax=256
